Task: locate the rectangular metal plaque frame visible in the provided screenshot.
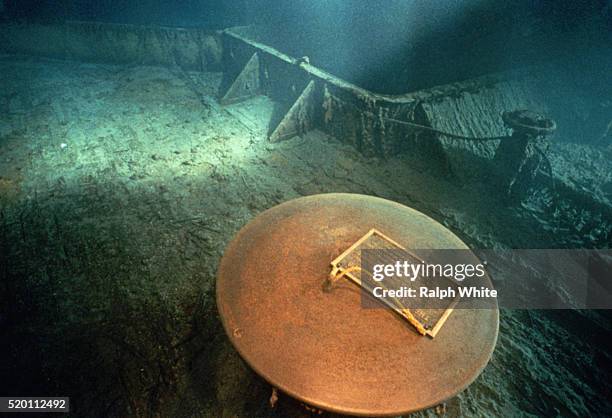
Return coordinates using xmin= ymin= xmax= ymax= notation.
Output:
xmin=330 ymin=228 xmax=458 ymax=338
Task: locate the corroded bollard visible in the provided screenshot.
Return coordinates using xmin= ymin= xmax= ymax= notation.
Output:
xmin=493 ymin=110 xmax=556 ymax=199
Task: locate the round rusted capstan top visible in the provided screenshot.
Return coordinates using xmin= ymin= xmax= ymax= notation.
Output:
xmin=502 ymin=109 xmax=556 ymax=137
xmin=217 ymin=194 xmax=498 ymax=416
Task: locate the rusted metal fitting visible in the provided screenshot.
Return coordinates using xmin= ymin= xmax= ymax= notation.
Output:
xmin=494 ymin=110 xmax=557 ymax=199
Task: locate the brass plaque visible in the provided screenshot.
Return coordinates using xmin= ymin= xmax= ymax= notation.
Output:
xmin=330 ymin=229 xmax=458 ymax=338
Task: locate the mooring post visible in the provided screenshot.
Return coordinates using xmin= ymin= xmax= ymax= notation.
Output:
xmin=493 ymin=110 xmax=556 ymax=199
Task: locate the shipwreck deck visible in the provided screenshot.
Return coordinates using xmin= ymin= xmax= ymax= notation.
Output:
xmin=0 ymin=54 xmax=610 ymax=417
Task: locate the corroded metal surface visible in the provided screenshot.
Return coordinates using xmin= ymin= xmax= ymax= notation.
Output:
xmin=495 ymin=110 xmax=556 ymax=198
xmin=217 ymin=193 xmax=499 ymax=416
xmin=502 ymin=110 xmax=557 ymax=137
xmin=223 ymin=28 xmax=450 ymax=162
xmin=0 ymin=21 xmax=223 ymax=70
xmin=220 ymin=52 xmax=261 ymax=105
xmin=502 ymin=109 xmax=556 ymax=137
